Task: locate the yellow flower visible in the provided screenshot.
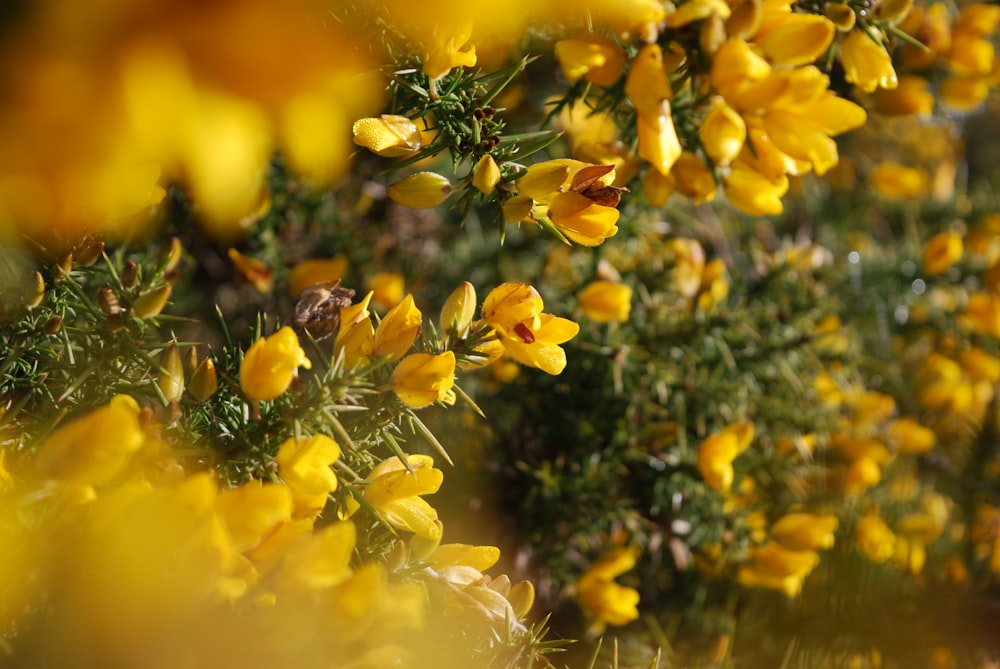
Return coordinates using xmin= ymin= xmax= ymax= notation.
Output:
xmin=367 ymin=272 xmax=406 ymax=309
xmin=481 ymin=283 xmax=580 ymax=375
xmin=671 ymin=152 xmax=717 ymax=204
xmin=643 ymin=167 xmax=674 ymax=205
xmin=871 ymin=161 xmax=927 ymax=200
xmin=844 ymin=456 xmax=881 ymax=494
xmin=737 ymin=542 xmax=820 ymax=597
xmin=228 ymin=248 xmax=273 ymax=294
xmin=215 ymin=480 xmax=293 ymax=553
xmin=472 ymin=155 xmax=501 ymax=194
xmin=841 ymin=29 xmax=898 ymax=92
xmin=440 ymin=281 xmax=477 ymax=337
xmin=423 ymin=20 xmax=477 ymax=81
xmin=287 ymin=257 xmax=348 ymax=296
xmin=387 ymin=172 xmax=452 ymax=209
xmin=547 ymin=192 xmax=620 ymax=246
xmin=771 ymin=513 xmax=838 ymax=551
xmin=240 ymin=326 xmax=311 ymax=402
xmin=34 ymin=395 xmax=145 ymax=487
xmin=667 ymin=237 xmax=707 ymax=299
xmin=373 ymin=294 xmax=422 ymax=362
xmin=276 ymin=434 xmax=341 ymax=517
xmin=856 ymin=514 xmax=896 ymax=562
xmin=635 ymin=103 xmax=682 ymax=176
xmin=579 ymin=281 xmax=633 ymax=323
xmin=760 ymin=14 xmax=836 ymax=66
xmin=336 ymin=290 xmax=376 ymax=367
xmin=390 ymin=351 xmax=457 ymax=409
xmin=699 ymin=96 xmax=746 ymax=166
xmin=940 ymin=78 xmax=991 ymax=111
xmin=555 ymin=34 xmax=628 ymax=86
xmin=576 ymin=548 xmax=641 ymax=627
xmin=352 ymin=115 xmax=422 ymax=157
xmin=697 ymin=422 xmax=754 ymax=492
xmin=189 ymin=358 xmax=218 ymax=401
xmin=723 ymin=163 xmax=789 ymax=216
xmin=922 ymin=231 xmax=963 ymax=276
xmin=364 ymin=454 xmax=444 ymax=540
xmin=625 ymin=44 xmax=674 ymax=115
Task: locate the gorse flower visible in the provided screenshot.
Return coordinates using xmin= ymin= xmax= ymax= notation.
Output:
xmin=390 ymin=351 xmax=457 ymax=408
xmin=240 ymin=327 xmax=311 ymax=402
xmin=481 ymin=283 xmax=580 ymax=375
xmin=576 ymin=547 xmax=641 ymax=629
xmin=352 ymin=115 xmax=422 ymax=157
xmin=364 ymin=454 xmax=444 ymax=541
xmin=578 ymin=281 xmax=632 ymax=323
xmin=275 ymin=434 xmax=341 ymax=517
xmin=374 ymin=294 xmax=422 ymax=362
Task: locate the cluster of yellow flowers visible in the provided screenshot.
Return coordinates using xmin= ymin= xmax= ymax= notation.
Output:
xmin=0 ymin=394 xmax=536 ymax=666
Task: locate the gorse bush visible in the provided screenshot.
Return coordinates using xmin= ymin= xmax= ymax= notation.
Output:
xmin=1 ymin=0 xmax=1000 ymax=667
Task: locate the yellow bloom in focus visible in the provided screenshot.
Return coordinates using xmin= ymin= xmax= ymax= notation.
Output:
xmin=368 ymin=272 xmax=406 ymax=309
xmin=922 ymin=231 xmax=963 ymax=276
xmin=276 ymin=434 xmax=341 ymax=517
xmin=737 ymin=542 xmax=820 ymax=597
xmin=472 ymin=155 xmax=502 ymax=194
xmin=440 ymin=281 xmax=477 ymax=338
xmin=387 ymin=172 xmax=452 ymax=209
xmin=635 ymin=103 xmax=683 ymax=176
xmin=841 ymin=29 xmax=898 ymax=92
xmin=240 ymin=326 xmax=311 ymax=402
xmin=771 ymin=513 xmax=838 ymax=551
xmin=576 ymin=548 xmax=641 ymax=628
xmin=336 ymin=290 xmax=376 ymax=367
xmin=374 ymin=294 xmax=422 ymax=362
xmin=287 ymin=257 xmax=348 ymax=296
xmin=871 ymin=162 xmax=926 ymax=200
xmin=481 ymin=283 xmax=580 ymax=375
xmin=699 ymin=96 xmax=746 ymax=166
xmin=423 ymin=21 xmax=477 ymax=81
xmin=352 ymin=115 xmax=422 ymax=157
xmin=390 ymin=351 xmax=457 ymax=409
xmin=555 ymin=34 xmax=628 ymax=86
xmin=35 ymin=395 xmax=145 ymax=487
xmin=579 ymin=281 xmax=633 ymax=323
xmin=547 ymin=192 xmax=620 ymax=246
xmin=625 ymin=44 xmax=674 ymax=115
xmin=364 ymin=454 xmax=444 ymax=540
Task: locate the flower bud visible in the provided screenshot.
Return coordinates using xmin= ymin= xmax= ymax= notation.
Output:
xmin=353 ymin=114 xmax=422 ymax=157
xmin=189 ymin=358 xmax=219 ymax=401
xmin=121 ymin=259 xmax=139 ymax=290
xmin=44 ymin=315 xmax=63 ymax=335
xmin=163 ymin=236 xmax=184 ymax=274
xmin=472 ymin=155 xmax=502 ymax=194
xmin=387 ymin=172 xmax=452 ymax=209
xmin=98 ymin=287 xmax=121 ymax=316
xmin=75 ymin=237 xmax=105 ymax=267
xmin=440 ymin=281 xmax=477 ymax=337
xmin=157 ymin=343 xmax=185 ymax=404
xmin=133 ymin=284 xmax=172 ymax=319
xmin=23 ymin=271 xmax=45 ymax=309
xmin=54 ymin=252 xmax=73 ymax=281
